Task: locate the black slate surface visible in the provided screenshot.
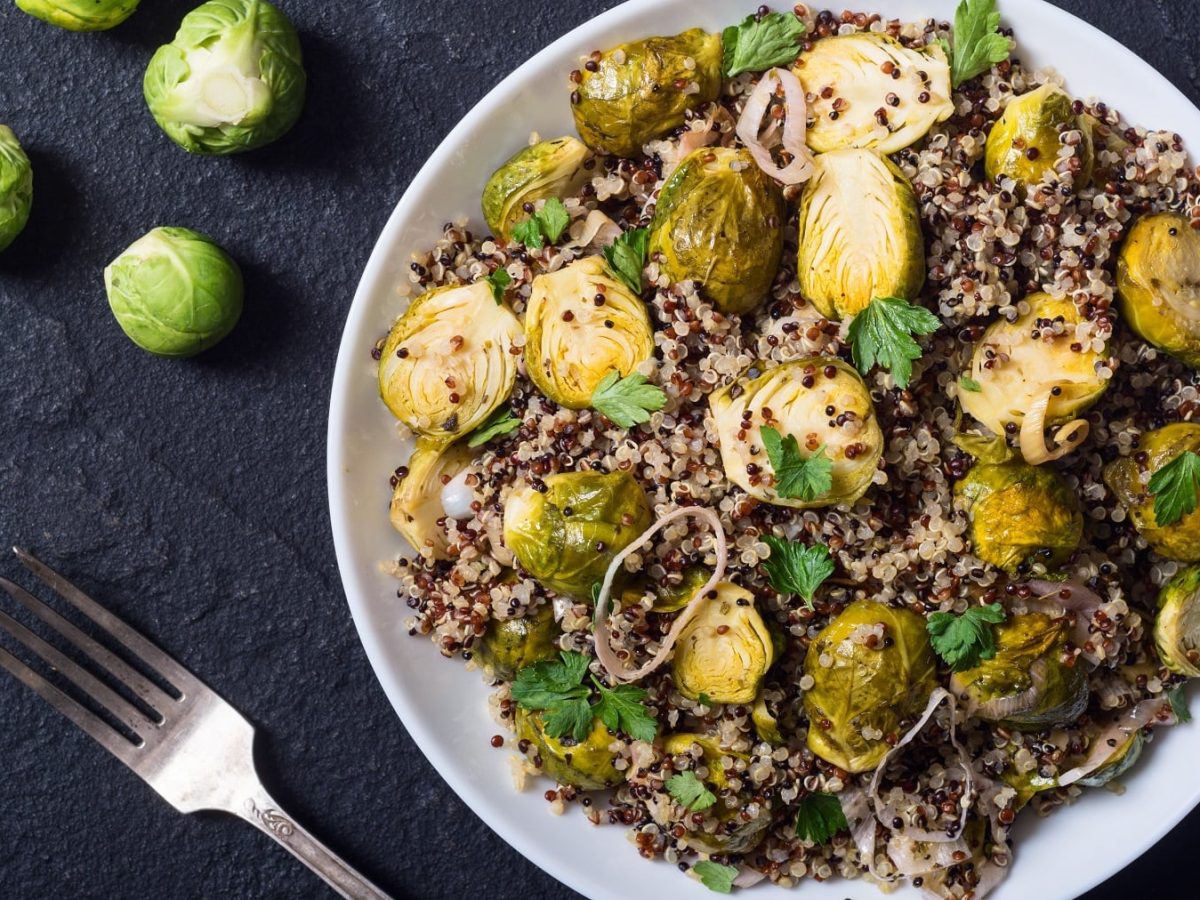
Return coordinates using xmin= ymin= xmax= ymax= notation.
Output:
xmin=0 ymin=1 xmax=1197 ymax=898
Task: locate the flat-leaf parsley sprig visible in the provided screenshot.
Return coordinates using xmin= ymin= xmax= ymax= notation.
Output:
xmin=927 ymin=602 xmax=1006 ymax=671
xmin=761 ymin=536 xmax=834 ymax=608
xmin=847 ymin=296 xmax=942 ymax=390
xmin=760 ymin=425 xmax=833 ymax=501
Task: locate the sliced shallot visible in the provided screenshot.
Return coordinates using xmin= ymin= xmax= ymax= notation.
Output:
xmin=1018 ymin=389 xmax=1089 ymax=464
xmin=735 ymin=67 xmax=815 ymax=185
xmin=1056 ymin=698 xmax=1172 ymax=786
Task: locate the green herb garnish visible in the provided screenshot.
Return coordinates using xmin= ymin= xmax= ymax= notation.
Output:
xmin=927 ymin=602 xmax=1007 ymax=671
xmin=602 ymin=227 xmax=649 ymax=294
xmin=483 ymin=266 xmax=512 ymax=304
xmin=1149 ymin=451 xmax=1200 ymax=527
xmin=794 ymin=791 xmax=848 ymax=844
xmin=511 ymin=651 xmax=658 ymax=741
xmin=959 ymin=375 xmax=982 ymax=392
xmin=693 ymin=861 xmax=739 ymax=894
xmin=591 ymin=370 xmax=667 ymax=428
xmin=847 ymin=296 xmax=942 ymax=389
xmin=761 ymin=536 xmax=834 ymax=607
xmin=591 ymin=676 xmax=658 ymax=742
xmin=721 ymin=12 xmax=806 ymax=78
xmin=760 ymin=426 xmax=833 ymax=501
xmin=512 ymin=197 xmax=570 ymax=250
xmin=946 ymin=0 xmax=1014 ymax=87
xmin=466 ymin=405 xmax=521 ymax=448
xmin=1168 ymin=683 xmax=1191 ymax=723
xmin=697 ymin=692 xmax=713 ymax=707
xmin=666 ymin=770 xmax=717 ymax=811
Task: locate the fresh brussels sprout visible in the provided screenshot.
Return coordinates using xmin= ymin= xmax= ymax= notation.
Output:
xmin=482 ymin=137 xmax=592 ymax=241
xmin=476 ymin=603 xmax=561 ymax=680
xmin=709 ymin=357 xmax=884 ymax=509
xmin=620 ymin=566 xmax=709 ymax=613
xmin=515 ymin=708 xmax=624 ymax=789
xmin=144 ymin=0 xmax=306 ymax=155
xmin=985 ymin=84 xmax=1093 ymax=192
xmin=795 ymin=149 xmax=924 ymax=320
xmin=1154 ymin=565 xmax=1200 ymax=676
xmin=572 ymin=28 xmax=722 ymax=158
xmin=1117 ymin=212 xmax=1200 ymax=367
xmin=389 ymin=439 xmax=474 ymax=560
xmin=524 ymin=256 xmax=654 ymax=409
xmin=955 ymin=459 xmax=1082 ymax=574
xmin=1076 ymin=731 xmax=1144 ymax=788
xmin=378 ymin=280 xmax=521 ymax=445
xmin=1104 ymin=424 xmax=1200 ymax=561
xmin=959 ymin=293 xmax=1109 ymax=438
xmin=662 ymin=733 xmax=772 ymax=853
xmin=104 ymin=227 xmax=243 ymax=357
xmin=950 ymin=612 xmax=1088 ymax=730
xmin=792 ymin=33 xmax=953 ymax=154
xmin=503 ymin=470 xmax=652 ymax=600
xmin=671 ymin=583 xmax=774 ymax=705
xmin=15 ymin=0 xmax=138 ymax=31
xmin=0 ymin=126 xmax=32 ymax=253
xmin=648 ymin=147 xmax=785 ymax=314
xmin=803 ymin=600 xmax=937 ymax=773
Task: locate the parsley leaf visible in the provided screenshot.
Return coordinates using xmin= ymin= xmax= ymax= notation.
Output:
xmin=959 ymin=375 xmax=982 ymax=392
xmin=591 ymin=677 xmax=658 ymax=742
xmin=511 ymin=197 xmax=571 ymax=250
xmin=666 ymin=770 xmax=717 ymax=811
xmin=602 ymin=227 xmax=649 ymax=294
xmin=721 ymin=12 xmax=806 ymax=77
xmin=761 ymin=536 xmax=834 ymax=607
xmin=511 ymin=216 xmax=545 ymax=251
xmin=466 ymin=405 xmax=521 ymax=448
xmin=510 ymin=651 xmax=590 ymax=710
xmin=591 ymin=370 xmax=667 ymax=428
xmin=543 ymin=697 xmax=595 ymax=741
xmin=697 ymin=692 xmax=713 ymax=707
xmin=512 ymin=653 xmax=658 ymax=742
xmin=927 ymin=603 xmax=1007 ymax=671
xmin=1168 ymin=683 xmax=1192 ymax=723
xmin=1149 ymin=450 xmax=1200 ymax=527
xmin=794 ymin=792 xmax=848 ymax=844
xmin=947 ymin=0 xmax=1014 ymax=87
xmin=847 ymin=296 xmax=942 ymax=389
xmin=693 ymin=861 xmax=738 ymax=894
xmin=483 ymin=266 xmax=512 ymax=304
xmin=760 ymin=426 xmax=833 ymax=501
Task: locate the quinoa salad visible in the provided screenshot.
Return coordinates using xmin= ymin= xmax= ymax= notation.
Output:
xmin=370 ymin=3 xmax=1200 ymax=897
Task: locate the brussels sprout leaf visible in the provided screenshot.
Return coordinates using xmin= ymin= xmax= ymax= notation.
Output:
xmin=511 ymin=198 xmax=571 ymax=250
xmin=927 ymin=603 xmax=1006 ymax=671
xmin=721 ymin=12 xmax=807 ymax=78
xmin=483 ymin=267 xmax=512 ymax=304
xmin=959 ymin=376 xmax=982 ymax=392
xmin=591 ymin=677 xmax=658 ymax=741
xmin=602 ymin=227 xmax=649 ymax=294
xmin=947 ymin=0 xmax=1014 ymax=87
xmin=848 ymin=296 xmax=942 ymax=389
xmin=760 ymin=426 xmax=833 ymax=501
xmin=794 ymin=792 xmax=848 ymax=843
xmin=666 ymin=770 xmax=717 ymax=811
xmin=1149 ymin=450 xmax=1200 ymax=527
xmin=466 ymin=405 xmax=521 ymax=448
xmin=693 ymin=861 xmax=738 ymax=894
xmin=591 ymin=371 xmax=667 ymax=428
xmin=761 ymin=536 xmax=834 ymax=608
xmin=952 ymin=431 xmax=1015 ymax=464
xmin=1167 ymin=684 xmax=1192 ymax=723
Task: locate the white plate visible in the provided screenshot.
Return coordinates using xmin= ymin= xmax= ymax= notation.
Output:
xmin=328 ymin=2 xmax=1200 ymax=897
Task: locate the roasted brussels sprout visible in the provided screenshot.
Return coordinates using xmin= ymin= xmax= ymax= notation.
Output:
xmin=795 ymin=149 xmax=924 ymax=320
xmin=950 ymin=612 xmax=1088 ymax=730
xmin=671 ymin=583 xmax=774 ymax=705
xmin=1076 ymin=731 xmax=1144 ymax=788
xmin=620 ymin=566 xmax=709 ymax=613
xmin=572 ymin=28 xmax=722 ymax=158
xmin=389 ymin=439 xmax=474 ymax=560
xmin=803 ymin=600 xmax=937 ymax=773
xmin=516 ymin=708 xmax=624 ymax=789
xmin=662 ymin=733 xmax=772 ymax=853
xmin=503 ymin=470 xmax=652 ymax=600
xmin=648 ymin=147 xmax=785 ymax=314
xmin=16 ymin=0 xmax=138 ymax=30
xmin=1104 ymin=424 xmax=1200 ymax=561
xmin=104 ymin=227 xmax=243 ymax=357
xmin=955 ymin=459 xmax=1082 ymax=573
xmin=144 ymin=0 xmax=306 ymax=155
xmin=378 ymin=280 xmax=521 ymax=444
xmin=0 ymin=126 xmax=32 ymax=253
xmin=751 ymin=692 xmax=783 ymax=745
xmin=709 ymin=357 xmax=884 ymax=509
xmin=477 ymin=603 xmax=561 ymax=680
xmin=1154 ymin=565 xmax=1200 ymax=676
xmin=1117 ymin=212 xmax=1200 ymax=368
xmin=524 ymin=255 xmax=654 ymax=409
xmin=482 ymin=137 xmax=592 ymax=241
xmin=792 ymin=33 xmax=953 ymax=154
xmin=985 ymin=84 xmax=1093 ymax=191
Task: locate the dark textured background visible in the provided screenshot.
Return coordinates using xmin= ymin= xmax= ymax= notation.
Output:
xmin=0 ymin=1 xmax=1197 ymax=898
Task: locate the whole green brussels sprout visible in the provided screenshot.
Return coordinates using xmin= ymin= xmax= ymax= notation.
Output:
xmin=476 ymin=603 xmax=561 ymax=681
xmin=16 ymin=0 xmax=138 ymax=31
xmin=104 ymin=227 xmax=242 ymax=357
xmin=1117 ymin=212 xmax=1200 ymax=368
xmin=389 ymin=438 xmax=474 ymax=560
xmin=803 ymin=600 xmax=937 ymax=773
xmin=1154 ymin=564 xmax=1200 ymax=676
xmin=796 ymin=148 xmax=924 ymax=320
xmin=671 ymin=583 xmax=774 ymax=705
xmin=0 ymin=126 xmax=32 ymax=253
xmin=515 ymin=707 xmax=624 ymax=789
xmin=572 ymin=28 xmax=722 ymax=158
xmin=502 ymin=470 xmax=652 ymax=600
xmin=985 ymin=84 xmax=1093 ymax=191
xmin=1104 ymin=424 xmax=1200 ymax=561
xmin=649 ymin=147 xmax=785 ymax=314
xmin=144 ymin=0 xmax=306 ymax=155
xmin=955 ymin=459 xmax=1082 ymax=574
xmin=482 ymin=137 xmax=592 ymax=241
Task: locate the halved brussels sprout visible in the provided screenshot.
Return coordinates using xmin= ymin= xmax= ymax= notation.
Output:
xmin=620 ymin=566 xmax=709 ymax=613
xmin=671 ymin=583 xmax=774 ymax=705
xmin=1154 ymin=565 xmax=1200 ymax=676
xmin=0 ymin=126 xmax=33 ymax=253
xmin=709 ymin=357 xmax=884 ymax=509
xmin=792 ymin=33 xmax=953 ymax=154
xmin=1117 ymin=212 xmax=1200 ymax=367
xmin=1104 ymin=424 xmax=1200 ymax=561
xmin=803 ymin=600 xmax=937 ymax=773
xmin=572 ymin=28 xmax=722 ymax=158
xmin=662 ymin=733 xmax=772 ymax=853
xmin=984 ymin=84 xmax=1093 ymax=191
xmin=1076 ymin=731 xmax=1144 ymax=788
xmin=955 ymin=459 xmax=1082 ymax=574
xmin=950 ymin=612 xmax=1088 ymax=730
xmin=515 ymin=708 xmax=624 ymax=789
xmin=751 ymin=692 xmax=783 ymax=745
xmin=524 ymin=255 xmax=654 ymax=409
xmin=16 ymin=0 xmax=138 ymax=31
xmin=477 ymin=602 xmax=561 ymax=680
xmin=502 ymin=470 xmax=652 ymax=600
xmin=379 ymin=281 xmax=521 ymax=444
xmin=482 ymin=137 xmax=592 ymax=241
xmin=648 ymin=147 xmax=785 ymax=314
xmin=795 ymin=149 xmax=924 ymax=320
xmin=389 ymin=439 xmax=474 ymax=560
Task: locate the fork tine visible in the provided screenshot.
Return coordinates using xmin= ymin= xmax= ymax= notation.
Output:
xmin=14 ymin=548 xmax=202 ymax=696
xmin=0 ymin=644 xmax=140 ymax=767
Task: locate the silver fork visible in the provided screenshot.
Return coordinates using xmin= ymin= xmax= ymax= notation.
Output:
xmin=0 ymin=547 xmax=390 ymax=900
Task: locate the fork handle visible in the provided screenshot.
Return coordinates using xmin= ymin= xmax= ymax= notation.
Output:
xmin=238 ymin=786 xmax=391 ymax=899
